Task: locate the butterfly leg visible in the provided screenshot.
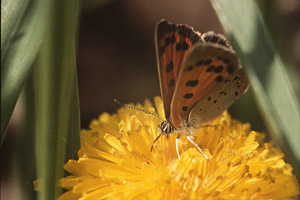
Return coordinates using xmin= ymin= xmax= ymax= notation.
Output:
xmin=176 ymin=135 xmax=181 ymax=160
xmin=186 ymin=136 xmax=210 ymax=161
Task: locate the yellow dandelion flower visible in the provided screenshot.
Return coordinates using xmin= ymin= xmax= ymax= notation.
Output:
xmin=59 ymin=97 xmax=299 ymax=200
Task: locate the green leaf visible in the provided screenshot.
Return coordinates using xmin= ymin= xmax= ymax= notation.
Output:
xmin=34 ymin=0 xmax=80 ymax=199
xmin=1 ymin=0 xmax=47 ymax=143
xmin=1 ymin=0 xmax=30 ymax=57
xmin=210 ymin=0 xmax=300 ymax=180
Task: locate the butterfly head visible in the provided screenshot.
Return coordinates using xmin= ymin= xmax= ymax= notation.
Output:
xmin=149 ymin=120 xmax=174 ymax=152
xmin=159 ymin=120 xmax=174 ymax=134
xmin=114 ymin=99 xmax=175 ymax=151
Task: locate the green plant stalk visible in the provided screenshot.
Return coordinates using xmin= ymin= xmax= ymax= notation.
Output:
xmin=35 ymin=0 xmax=80 ymax=199
xmin=210 ymin=0 xmax=300 ymax=180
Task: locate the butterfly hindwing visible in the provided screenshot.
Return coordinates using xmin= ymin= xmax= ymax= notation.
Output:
xmin=170 ymin=43 xmax=240 ymax=127
xmin=188 ymin=67 xmax=249 ymax=124
xmin=155 ymin=20 xmax=202 ymax=120
xmin=201 ymin=31 xmax=232 ymax=49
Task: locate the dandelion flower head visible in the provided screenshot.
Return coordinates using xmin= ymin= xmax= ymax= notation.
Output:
xmin=59 ymin=97 xmax=299 ymax=200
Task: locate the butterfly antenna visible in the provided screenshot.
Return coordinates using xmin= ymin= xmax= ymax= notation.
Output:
xmin=150 ymin=133 xmax=162 ymax=152
xmin=114 ymin=99 xmax=165 ymax=121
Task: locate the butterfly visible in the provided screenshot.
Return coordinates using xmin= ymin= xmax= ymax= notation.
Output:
xmin=151 ymin=19 xmax=249 ymax=160
xmin=115 ymin=20 xmax=249 ymax=161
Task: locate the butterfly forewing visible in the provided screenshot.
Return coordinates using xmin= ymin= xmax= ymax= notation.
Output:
xmin=155 ymin=20 xmax=202 ymax=120
xmin=188 ymin=67 xmax=249 ymax=124
xmin=151 ymin=20 xmax=249 ymax=160
xmin=170 ymin=43 xmax=240 ymax=127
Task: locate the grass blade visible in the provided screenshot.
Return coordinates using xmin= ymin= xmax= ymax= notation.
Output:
xmin=1 ymin=0 xmax=46 ymax=143
xmin=210 ymin=0 xmax=300 ymax=180
xmin=1 ymin=0 xmax=30 ymax=57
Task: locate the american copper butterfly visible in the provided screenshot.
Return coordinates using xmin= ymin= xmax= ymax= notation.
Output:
xmin=116 ymin=20 xmax=249 ymax=160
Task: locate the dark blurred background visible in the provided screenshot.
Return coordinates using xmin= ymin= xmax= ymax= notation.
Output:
xmin=2 ymin=0 xmax=299 ymax=199
xmin=76 ymin=0 xmax=299 ymax=130
xmin=77 ymin=1 xmax=226 ymax=128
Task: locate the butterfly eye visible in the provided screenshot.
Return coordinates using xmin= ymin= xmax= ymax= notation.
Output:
xmin=160 ymin=121 xmax=173 ymax=134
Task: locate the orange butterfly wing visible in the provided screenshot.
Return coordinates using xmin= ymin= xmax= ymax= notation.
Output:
xmin=155 ymin=20 xmax=203 ymax=120
xmin=188 ymin=67 xmax=249 ymax=124
xmin=170 ymin=43 xmax=240 ymax=127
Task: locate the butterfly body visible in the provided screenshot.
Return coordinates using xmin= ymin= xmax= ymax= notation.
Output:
xmin=154 ymin=20 xmax=249 ymax=160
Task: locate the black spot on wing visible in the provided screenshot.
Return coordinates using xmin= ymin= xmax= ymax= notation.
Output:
xmin=175 ymin=43 xmax=181 ymax=51
xmin=219 ymin=91 xmax=227 ymax=96
xmin=170 ymin=35 xmax=176 ymax=43
xmin=196 ymin=60 xmax=204 ymax=66
xmin=215 ymin=75 xmax=224 ymax=82
xmin=182 ymin=42 xmax=188 ymax=50
xmin=186 ymin=80 xmax=198 ymax=87
xmin=165 ymin=37 xmax=170 ymax=46
xmin=214 ymin=65 xmax=224 ymax=73
xmin=206 ymin=65 xmax=215 ymax=72
xmin=159 ymin=46 xmax=165 ymax=56
xmin=204 ymin=59 xmax=212 ymax=65
xmin=185 ymin=65 xmax=194 ymax=71
xmin=166 ymin=61 xmax=174 ymax=72
xmin=183 ymin=93 xmax=193 ymax=99
xmin=182 ymin=106 xmax=188 ymax=111
xmin=175 ymin=42 xmax=189 ymax=51
xmin=168 ymin=79 xmax=175 ymax=87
